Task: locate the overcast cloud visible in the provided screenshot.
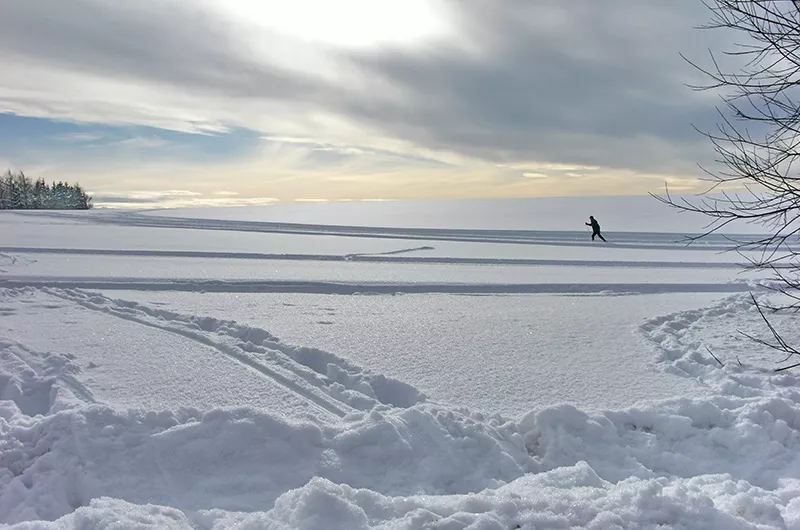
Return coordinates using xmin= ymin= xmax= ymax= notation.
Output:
xmin=0 ymin=0 xmax=740 ymax=202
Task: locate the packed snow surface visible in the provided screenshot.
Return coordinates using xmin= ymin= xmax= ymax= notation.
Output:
xmin=2 ymin=198 xmax=800 ymax=529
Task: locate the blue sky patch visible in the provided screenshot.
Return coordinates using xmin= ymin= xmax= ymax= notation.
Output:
xmin=0 ymin=113 xmax=263 ymax=165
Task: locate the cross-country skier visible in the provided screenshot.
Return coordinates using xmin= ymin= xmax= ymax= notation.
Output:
xmin=585 ymin=215 xmax=606 ymax=242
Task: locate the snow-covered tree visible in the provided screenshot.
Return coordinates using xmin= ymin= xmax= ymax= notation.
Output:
xmin=0 ymin=170 xmax=92 ymax=210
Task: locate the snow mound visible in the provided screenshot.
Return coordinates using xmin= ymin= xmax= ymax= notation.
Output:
xmin=642 ymin=292 xmax=800 ymax=397
xmin=1 ymin=401 xmax=533 ymax=523
xmin=0 ymin=339 xmax=91 ymax=416
xmin=2 ymin=290 xmax=800 ymax=528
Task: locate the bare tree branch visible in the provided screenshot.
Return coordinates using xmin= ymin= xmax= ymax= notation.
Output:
xmin=661 ymin=1 xmax=800 ymax=369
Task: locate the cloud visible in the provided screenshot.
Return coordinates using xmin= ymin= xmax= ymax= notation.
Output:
xmin=130 ymin=190 xmax=202 ymax=198
xmin=508 ymin=163 xmax=601 ymax=172
xmin=0 ymin=0 xmax=338 ymax=137
xmin=109 ymin=136 xmax=173 ymax=150
xmin=55 ymin=132 xmax=106 ymax=143
xmin=91 ymin=189 xmax=279 ymax=209
xmin=262 ymin=136 xmax=319 ymax=145
xmin=339 ymin=0 xmax=729 ymax=176
xmin=0 ymin=0 xmax=740 ymax=199
xmin=0 ymin=1 xmax=320 ymax=100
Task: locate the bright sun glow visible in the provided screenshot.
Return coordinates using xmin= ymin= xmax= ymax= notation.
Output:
xmin=215 ymin=0 xmax=451 ymax=47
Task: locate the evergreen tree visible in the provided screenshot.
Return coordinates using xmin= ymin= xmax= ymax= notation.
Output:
xmin=0 ymin=170 xmax=93 ymax=210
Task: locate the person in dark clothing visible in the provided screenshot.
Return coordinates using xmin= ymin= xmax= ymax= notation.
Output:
xmin=586 ymin=215 xmax=606 ymax=242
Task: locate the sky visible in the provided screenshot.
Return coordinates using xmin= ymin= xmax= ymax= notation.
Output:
xmin=0 ymin=0 xmax=740 ymax=208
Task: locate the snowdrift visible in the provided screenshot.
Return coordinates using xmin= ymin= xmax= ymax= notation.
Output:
xmin=2 ymin=288 xmax=800 ymax=528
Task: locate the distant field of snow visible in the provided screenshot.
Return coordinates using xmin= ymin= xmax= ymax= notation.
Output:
xmin=141 ymin=195 xmax=769 ymax=235
xmin=2 ymin=199 xmax=799 ymax=529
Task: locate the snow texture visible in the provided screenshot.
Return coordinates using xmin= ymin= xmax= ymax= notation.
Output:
xmin=1 ymin=201 xmax=799 ymax=529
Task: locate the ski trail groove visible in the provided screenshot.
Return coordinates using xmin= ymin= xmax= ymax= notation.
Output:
xmin=17 ymin=209 xmax=776 ymax=251
xmin=344 ymin=246 xmax=436 ymax=259
xmin=0 ymin=246 xmax=756 ymax=269
xmin=45 ymin=289 xmax=354 ymax=419
xmin=0 ymin=338 xmax=97 ymax=406
xmin=0 ymin=277 xmax=762 ymax=295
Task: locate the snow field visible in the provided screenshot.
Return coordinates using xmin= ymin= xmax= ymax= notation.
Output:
xmin=2 ymin=288 xmax=800 ymax=528
xmin=107 ymin=290 xmax=720 ymax=416
xmin=2 ymin=203 xmax=800 ymax=528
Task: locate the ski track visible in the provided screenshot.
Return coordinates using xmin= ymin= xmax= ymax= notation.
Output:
xmin=640 ymin=292 xmax=800 ymax=384
xmin=43 ymin=288 xmax=424 ymax=416
xmin=343 ymin=245 xmax=435 ymax=259
xmin=0 ymin=246 xmax=760 ymax=269
xmin=0 ymin=277 xmax=762 ymax=295
xmin=0 ymin=338 xmax=96 ymax=413
xmin=10 ymin=342 xmax=97 ymax=407
xmin=10 ymin=209 xmax=776 ymax=251
xmin=45 ymin=288 xmax=350 ymax=419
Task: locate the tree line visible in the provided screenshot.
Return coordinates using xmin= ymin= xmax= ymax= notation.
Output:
xmin=0 ymin=170 xmax=92 ymax=210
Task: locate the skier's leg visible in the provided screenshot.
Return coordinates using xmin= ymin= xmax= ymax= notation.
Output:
xmin=598 ymin=232 xmax=606 ymax=242
xmin=591 ymin=233 xmax=596 ymax=241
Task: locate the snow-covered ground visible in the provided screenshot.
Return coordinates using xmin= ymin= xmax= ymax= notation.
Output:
xmin=2 ymin=197 xmax=800 ymax=529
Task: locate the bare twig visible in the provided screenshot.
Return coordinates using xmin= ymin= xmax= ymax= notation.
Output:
xmin=739 ymin=294 xmax=800 ymax=357
xmin=706 ymin=346 xmax=726 ymax=366
xmin=776 ymin=361 xmax=800 ymax=371
xmin=666 ymin=1 xmax=800 ymax=370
